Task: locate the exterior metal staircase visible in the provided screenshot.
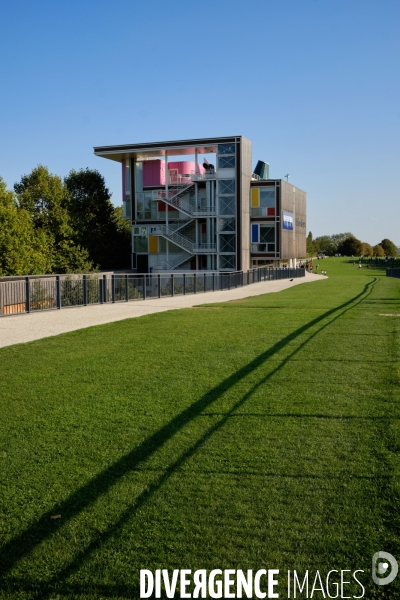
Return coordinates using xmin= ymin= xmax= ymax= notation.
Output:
xmin=152 ymin=224 xmax=216 ymax=255
xmin=153 ymin=225 xmax=195 ymax=254
xmin=167 ymin=219 xmax=194 ymax=233
xmin=152 ymin=183 xmax=215 ymax=217
xmin=152 ymin=183 xmax=195 ymax=216
xmin=154 ymin=252 xmax=193 ymax=271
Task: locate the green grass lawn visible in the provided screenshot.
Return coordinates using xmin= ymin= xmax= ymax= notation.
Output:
xmin=0 ymin=258 xmax=400 ymax=599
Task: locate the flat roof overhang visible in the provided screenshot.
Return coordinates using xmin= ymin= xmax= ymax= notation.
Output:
xmin=94 ymin=135 xmax=243 ymax=162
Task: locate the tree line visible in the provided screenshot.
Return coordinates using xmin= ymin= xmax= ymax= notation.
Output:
xmin=0 ymin=166 xmax=131 ymax=276
xmin=306 ymin=232 xmax=398 ymax=258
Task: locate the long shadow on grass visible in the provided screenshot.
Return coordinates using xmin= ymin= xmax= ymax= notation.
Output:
xmin=0 ymin=278 xmax=378 ymax=594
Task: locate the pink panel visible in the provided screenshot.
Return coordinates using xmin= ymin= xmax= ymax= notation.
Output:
xmin=168 ymin=161 xmax=205 ymax=175
xmin=143 ymin=159 xmax=165 ymax=186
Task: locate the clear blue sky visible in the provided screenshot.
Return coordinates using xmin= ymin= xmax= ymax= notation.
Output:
xmin=1 ymin=0 xmax=399 ymax=246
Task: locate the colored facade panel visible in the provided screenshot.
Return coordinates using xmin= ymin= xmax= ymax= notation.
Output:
xmin=149 ymin=235 xmax=158 ymax=253
xmin=143 ymin=160 xmax=206 ymax=187
xmin=267 ymin=207 xmax=275 ymax=216
xmin=157 ymin=201 xmax=179 ymax=212
xmin=251 ymin=188 xmax=259 ymax=207
xmin=168 ymin=161 xmax=205 ymax=176
xmin=251 ymin=224 xmax=259 ymax=243
xmin=143 ymin=160 xmax=166 ymax=187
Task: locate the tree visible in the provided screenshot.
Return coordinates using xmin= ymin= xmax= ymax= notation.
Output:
xmin=14 ymin=166 xmax=92 ymax=273
xmin=313 ymin=235 xmax=338 ymax=256
xmin=380 ymin=238 xmax=398 ymax=257
xmin=0 ymin=177 xmax=50 ymax=275
xmin=306 ymin=231 xmax=318 ymax=256
xmin=373 ymin=244 xmax=385 ymax=257
xmin=361 ymin=242 xmax=373 ymax=256
xmin=337 ymin=235 xmax=363 ymax=256
xmin=331 ymin=232 xmax=353 ymax=246
xmin=64 ymin=168 xmax=131 ymax=270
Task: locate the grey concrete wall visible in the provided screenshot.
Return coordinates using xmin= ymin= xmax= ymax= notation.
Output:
xmin=239 ymin=137 xmax=252 ymax=271
xmin=280 ymin=180 xmax=307 ymax=259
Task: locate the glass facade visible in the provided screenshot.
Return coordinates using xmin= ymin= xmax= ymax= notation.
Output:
xmin=217 ymin=217 xmax=235 ymax=232
xmin=250 ymin=186 xmax=276 ymax=217
xmin=218 ymin=196 xmax=235 ymax=215
xmin=133 ymin=236 xmax=148 ymax=253
xmin=218 ymin=155 xmax=235 ymax=169
xmin=136 ymin=192 xmax=153 ymax=219
xmin=128 ymin=142 xmax=241 ymax=272
xmin=133 ymin=226 xmax=148 ymax=253
xmin=218 ymin=179 xmax=235 ymax=195
xmin=260 ymin=188 xmax=275 ymax=207
xmin=219 ymin=234 xmax=235 ymax=253
xmin=218 ymin=255 xmax=236 ymax=269
xmin=251 ymin=223 xmax=275 ymax=253
xmin=217 ymin=143 xmax=236 ymax=155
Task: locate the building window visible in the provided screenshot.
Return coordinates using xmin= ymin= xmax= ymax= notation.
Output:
xmin=218 ymin=155 xmax=235 ymax=169
xmin=251 ymin=223 xmax=275 ymax=253
xmin=260 ymin=224 xmax=274 ymax=244
xmin=218 ymin=196 xmax=235 ymax=215
xmin=219 ymin=255 xmax=236 ymax=269
xmin=250 ymin=186 xmax=275 ymax=217
xmin=219 ymin=234 xmax=235 ymax=252
xmin=133 ymin=226 xmax=148 ymax=253
xmin=136 ymin=192 xmax=153 ymax=219
xmin=218 ymin=179 xmax=235 ymax=195
xmin=218 ymin=143 xmax=236 ymax=155
xmin=218 ymin=217 xmax=235 ymax=232
xmin=133 ymin=236 xmax=148 ymax=253
xmin=260 ymin=188 xmax=275 ymax=208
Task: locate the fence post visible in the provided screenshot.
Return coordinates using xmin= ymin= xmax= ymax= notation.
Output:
xmin=25 ymin=277 xmax=30 ymax=313
xmin=125 ymin=276 xmax=129 ymax=301
xmin=83 ymin=275 xmax=88 ymax=306
xmin=56 ymin=276 xmax=61 ymax=309
xmin=194 ymin=273 xmax=197 ymax=294
xmin=99 ymin=279 xmax=103 ymax=303
xmin=103 ymin=275 xmax=107 ymax=302
xmin=111 ymin=274 xmax=115 ymax=303
xmin=171 ymin=273 xmax=174 ymax=297
xmin=204 ymin=272 xmax=206 ymax=292
xmin=183 ymin=273 xmax=186 ymax=295
xmin=213 ymin=272 xmax=215 ymax=291
xmin=229 ymin=273 xmax=231 ymax=290
xmin=158 ymin=274 xmax=161 ymax=298
xmin=143 ymin=275 xmax=147 ymax=300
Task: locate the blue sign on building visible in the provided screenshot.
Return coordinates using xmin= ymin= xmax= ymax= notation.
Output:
xmin=282 ymin=211 xmax=294 ymax=230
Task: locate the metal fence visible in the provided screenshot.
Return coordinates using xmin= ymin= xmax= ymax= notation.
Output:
xmin=386 ymin=269 xmax=400 ymax=279
xmin=0 ymin=268 xmax=305 ymax=317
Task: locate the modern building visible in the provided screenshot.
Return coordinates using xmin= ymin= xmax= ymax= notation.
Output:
xmin=94 ymin=136 xmax=306 ymax=272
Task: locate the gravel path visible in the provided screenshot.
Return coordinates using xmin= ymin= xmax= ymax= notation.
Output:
xmin=0 ymin=272 xmax=325 ymax=348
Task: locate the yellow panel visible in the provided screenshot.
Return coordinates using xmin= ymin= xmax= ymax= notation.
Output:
xmin=251 ymin=188 xmax=259 ymax=207
xmin=149 ymin=235 xmax=158 ymax=254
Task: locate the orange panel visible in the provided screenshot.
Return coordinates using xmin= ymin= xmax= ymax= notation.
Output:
xmin=149 ymin=235 xmax=158 ymax=254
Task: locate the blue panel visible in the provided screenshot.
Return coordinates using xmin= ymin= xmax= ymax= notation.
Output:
xmin=282 ymin=211 xmax=294 ymax=230
xmin=252 ymin=224 xmax=259 ymax=243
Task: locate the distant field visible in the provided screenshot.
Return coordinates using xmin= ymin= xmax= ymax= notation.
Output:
xmin=0 ymin=258 xmax=399 ymax=599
